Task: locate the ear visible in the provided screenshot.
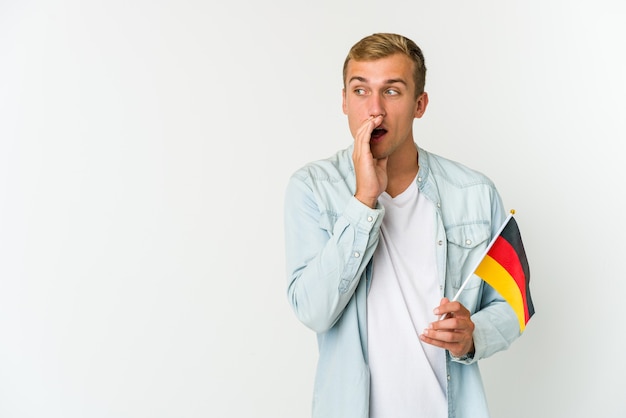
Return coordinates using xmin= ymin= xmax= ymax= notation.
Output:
xmin=414 ymin=92 xmax=429 ymax=118
xmin=342 ymin=88 xmax=348 ymax=115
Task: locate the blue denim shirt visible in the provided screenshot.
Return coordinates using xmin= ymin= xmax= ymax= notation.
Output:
xmin=284 ymin=144 xmax=521 ymax=418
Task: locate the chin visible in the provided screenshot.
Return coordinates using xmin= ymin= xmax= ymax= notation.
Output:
xmin=370 ymin=145 xmax=389 ymax=160
xmin=371 ymin=151 xmax=389 ymax=160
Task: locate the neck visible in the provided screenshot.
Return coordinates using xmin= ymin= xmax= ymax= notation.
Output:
xmin=385 ymin=143 xmax=419 ymax=198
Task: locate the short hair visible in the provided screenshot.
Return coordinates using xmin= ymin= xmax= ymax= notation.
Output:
xmin=342 ymin=33 xmax=427 ymax=98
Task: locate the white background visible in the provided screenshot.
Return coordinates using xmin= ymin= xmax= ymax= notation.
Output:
xmin=1 ymin=0 xmax=625 ymax=417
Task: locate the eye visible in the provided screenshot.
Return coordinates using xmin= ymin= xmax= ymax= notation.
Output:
xmin=354 ymin=88 xmax=367 ymax=95
xmin=385 ymin=88 xmax=400 ymax=96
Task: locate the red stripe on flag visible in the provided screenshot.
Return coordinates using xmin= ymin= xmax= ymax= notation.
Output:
xmin=487 ymin=236 xmax=531 ymax=323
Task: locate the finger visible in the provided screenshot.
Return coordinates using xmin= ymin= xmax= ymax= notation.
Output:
xmin=353 ymin=116 xmax=382 ymax=169
xmin=434 ymin=297 xmax=449 ymax=312
xmin=355 ymin=115 xmax=383 ymax=145
xmin=420 ymin=328 xmax=465 ymax=346
xmin=430 ymin=317 xmax=459 ymax=332
xmin=431 ymin=315 xmax=474 ymax=332
xmin=435 ymin=299 xmax=470 ymax=319
xmin=419 ymin=333 xmax=446 ymax=349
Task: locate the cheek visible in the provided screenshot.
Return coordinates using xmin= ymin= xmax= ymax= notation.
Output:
xmin=347 ymin=102 xmax=371 ymax=121
xmin=401 ymin=105 xmax=419 ymax=121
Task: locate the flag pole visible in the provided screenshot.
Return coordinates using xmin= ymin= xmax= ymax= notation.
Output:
xmin=439 ymin=210 xmax=516 ymax=320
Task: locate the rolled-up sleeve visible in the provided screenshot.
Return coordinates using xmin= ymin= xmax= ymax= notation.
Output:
xmin=284 ymin=174 xmax=383 ymax=333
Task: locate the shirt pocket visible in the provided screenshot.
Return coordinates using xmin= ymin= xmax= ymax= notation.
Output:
xmin=445 ymin=223 xmax=491 ymax=291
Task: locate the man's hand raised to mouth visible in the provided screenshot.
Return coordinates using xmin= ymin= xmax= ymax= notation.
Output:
xmin=353 ymin=114 xmax=387 ymax=209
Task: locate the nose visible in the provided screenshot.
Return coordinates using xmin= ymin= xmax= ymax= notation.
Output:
xmin=368 ymin=94 xmax=385 ymax=118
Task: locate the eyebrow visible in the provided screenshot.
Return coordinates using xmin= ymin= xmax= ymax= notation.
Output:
xmin=348 ymin=76 xmax=408 ymax=87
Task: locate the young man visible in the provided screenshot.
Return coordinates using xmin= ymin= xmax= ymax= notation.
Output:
xmin=284 ymin=33 xmax=522 ymax=418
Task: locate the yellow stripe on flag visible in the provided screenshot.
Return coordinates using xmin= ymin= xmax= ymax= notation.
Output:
xmin=475 ymin=255 xmax=527 ymax=332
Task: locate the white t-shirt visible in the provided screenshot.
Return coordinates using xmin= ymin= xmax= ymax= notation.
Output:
xmin=367 ymin=180 xmax=447 ymax=418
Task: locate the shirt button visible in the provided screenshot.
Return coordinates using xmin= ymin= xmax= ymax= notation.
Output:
xmin=465 ymin=239 xmax=472 ymax=245
xmin=438 ymin=240 xmax=443 ymax=246
xmin=367 ymin=216 xmax=373 ymax=222
xmin=437 ymin=202 xmax=441 ymax=208
xmin=354 ymin=252 xmax=360 ymax=258
xmin=417 ymin=176 xmax=422 ymax=182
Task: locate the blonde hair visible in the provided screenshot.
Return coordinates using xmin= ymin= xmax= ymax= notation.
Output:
xmin=342 ymin=33 xmax=427 ymax=98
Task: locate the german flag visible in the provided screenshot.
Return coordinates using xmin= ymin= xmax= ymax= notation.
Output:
xmin=474 ymin=214 xmax=535 ymax=332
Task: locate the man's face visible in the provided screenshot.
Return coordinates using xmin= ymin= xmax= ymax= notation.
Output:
xmin=342 ymin=53 xmax=427 ymax=160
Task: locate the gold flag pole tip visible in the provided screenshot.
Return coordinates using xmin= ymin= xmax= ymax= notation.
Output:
xmin=510 ymin=209 xmax=516 ymax=215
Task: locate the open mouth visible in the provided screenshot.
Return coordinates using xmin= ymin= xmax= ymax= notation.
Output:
xmin=370 ymin=128 xmax=387 ymax=142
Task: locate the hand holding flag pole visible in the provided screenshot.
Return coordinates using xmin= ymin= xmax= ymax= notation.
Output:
xmin=440 ymin=210 xmax=535 ymax=333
